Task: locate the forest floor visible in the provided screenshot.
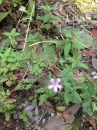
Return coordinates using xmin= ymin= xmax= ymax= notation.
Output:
xmin=0 ymin=0 xmax=97 ymax=130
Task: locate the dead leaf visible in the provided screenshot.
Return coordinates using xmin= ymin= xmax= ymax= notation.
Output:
xmin=63 ymin=111 xmax=71 ymax=121
xmin=72 ymin=70 xmax=84 ymax=81
xmin=55 ymin=113 xmax=63 ymax=120
xmin=17 ymin=39 xmax=25 ymax=44
xmin=41 ymin=104 xmax=81 ymax=130
xmin=84 ymin=49 xmax=97 ymax=57
xmin=92 ymin=57 xmax=97 ymax=70
xmin=89 ymin=118 xmax=96 ymax=128
xmin=43 ymin=101 xmax=54 ymax=114
xmin=48 ymin=62 xmax=62 ymax=77
xmin=6 ymin=80 xmax=13 ymax=87
xmin=92 ymin=27 xmax=97 ymax=40
xmin=57 ymin=106 xmax=66 ymax=112
xmin=12 ymin=75 xmax=18 ymax=80
xmin=90 ymin=20 xmax=97 ymax=27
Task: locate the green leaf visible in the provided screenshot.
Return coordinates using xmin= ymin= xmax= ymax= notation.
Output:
xmin=27 ymin=33 xmax=39 ymax=42
xmin=66 ymin=57 xmax=75 ymax=62
xmin=73 ymin=39 xmax=84 ymax=49
xmin=86 ymin=81 xmax=97 ymax=95
xmin=72 ymin=53 xmax=81 ymax=69
xmin=19 ymin=6 xmax=27 ymax=13
xmin=64 ymin=83 xmax=71 ymax=92
xmin=41 ymin=24 xmax=51 ymax=30
xmin=64 ymin=40 xmax=71 ymax=58
xmin=25 ymin=84 xmax=32 ymax=90
xmin=78 ymin=62 xmax=88 ymax=70
xmin=0 ymin=0 xmax=3 ymax=4
xmin=0 ymin=12 xmax=10 ymax=22
xmin=61 ymin=28 xmax=72 ymax=39
xmin=43 ymin=14 xmax=50 ymax=23
xmin=11 ymin=38 xmax=16 ymax=45
xmin=71 ymin=91 xmax=82 ymax=103
xmin=92 ymin=102 xmax=97 ymax=112
xmin=83 ymin=100 xmax=93 ymax=115
xmin=32 ymin=99 xmax=37 ymax=105
xmin=7 ymin=58 xmax=16 ymax=62
xmin=64 ymin=92 xmax=71 ymax=105
xmin=39 ymin=94 xmax=48 ymax=106
xmin=3 ymin=32 xmax=11 ymax=37
xmin=5 ymin=112 xmax=10 ymax=121
xmin=40 ymin=4 xmax=55 ymax=13
xmin=27 ymin=0 xmax=35 ymax=17
xmin=36 ymin=88 xmax=45 ymax=93
xmin=81 ymin=92 xmax=90 ymax=99
xmin=4 ymin=48 xmax=11 ymax=57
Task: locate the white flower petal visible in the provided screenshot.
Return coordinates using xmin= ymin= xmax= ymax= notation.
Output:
xmin=50 ymin=78 xmax=55 ymax=84
xmin=57 ymin=84 xmax=62 ymax=90
xmin=54 ymin=86 xmax=58 ymax=93
xmin=48 ymin=84 xmax=54 ymax=89
xmin=56 ymin=78 xmax=61 ymax=84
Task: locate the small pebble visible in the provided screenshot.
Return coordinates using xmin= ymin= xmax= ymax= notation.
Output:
xmin=81 ymin=122 xmax=83 ymax=127
xmin=14 ymin=112 xmax=21 ymax=119
xmin=42 ymin=119 xmax=46 ymax=124
xmin=91 ymin=71 xmax=96 ymax=76
xmin=93 ymin=75 xmax=97 ymax=79
xmin=51 ymin=112 xmax=55 ymax=117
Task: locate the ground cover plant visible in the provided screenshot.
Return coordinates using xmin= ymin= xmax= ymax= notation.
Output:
xmin=0 ymin=0 xmax=97 ymax=129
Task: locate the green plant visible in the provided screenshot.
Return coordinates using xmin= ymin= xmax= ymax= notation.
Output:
xmin=12 ymin=0 xmax=21 ymax=7
xmin=37 ymin=4 xmax=59 ymax=30
xmin=3 ymin=28 xmax=20 ymax=47
xmin=19 ymin=0 xmax=35 ymax=18
xmin=0 ymin=0 xmax=7 ymax=4
xmin=0 ymin=88 xmax=16 ymax=121
xmin=0 ymin=47 xmax=21 ymax=86
xmin=35 ymin=27 xmax=97 ymax=118
xmin=19 ymin=110 xmax=29 ymax=123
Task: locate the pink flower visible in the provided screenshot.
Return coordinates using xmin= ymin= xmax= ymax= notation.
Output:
xmin=48 ymin=78 xmax=62 ymax=93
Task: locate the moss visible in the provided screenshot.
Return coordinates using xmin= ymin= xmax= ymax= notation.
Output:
xmin=67 ymin=117 xmax=82 ymax=130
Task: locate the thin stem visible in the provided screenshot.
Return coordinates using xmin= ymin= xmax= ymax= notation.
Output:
xmin=29 ymin=41 xmax=57 ymax=47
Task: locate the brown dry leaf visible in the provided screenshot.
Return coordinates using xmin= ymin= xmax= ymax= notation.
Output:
xmin=6 ymin=80 xmax=13 ymax=87
xmin=55 ymin=112 xmax=63 ymax=120
xmin=12 ymin=75 xmax=18 ymax=80
xmin=90 ymin=20 xmax=97 ymax=27
xmin=63 ymin=111 xmax=71 ymax=121
xmin=92 ymin=57 xmax=97 ymax=70
xmin=48 ymin=62 xmax=62 ymax=77
xmin=84 ymin=49 xmax=97 ymax=57
xmin=72 ymin=70 xmax=84 ymax=81
xmin=89 ymin=118 xmax=96 ymax=128
xmin=72 ymin=73 xmax=83 ymax=81
xmin=41 ymin=104 xmax=81 ymax=130
xmin=92 ymin=27 xmax=97 ymax=40
xmin=17 ymin=39 xmax=25 ymax=44
xmin=43 ymin=101 xmax=54 ymax=114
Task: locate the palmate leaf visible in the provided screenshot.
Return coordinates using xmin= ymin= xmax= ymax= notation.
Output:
xmin=39 ymin=94 xmax=48 ymax=106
